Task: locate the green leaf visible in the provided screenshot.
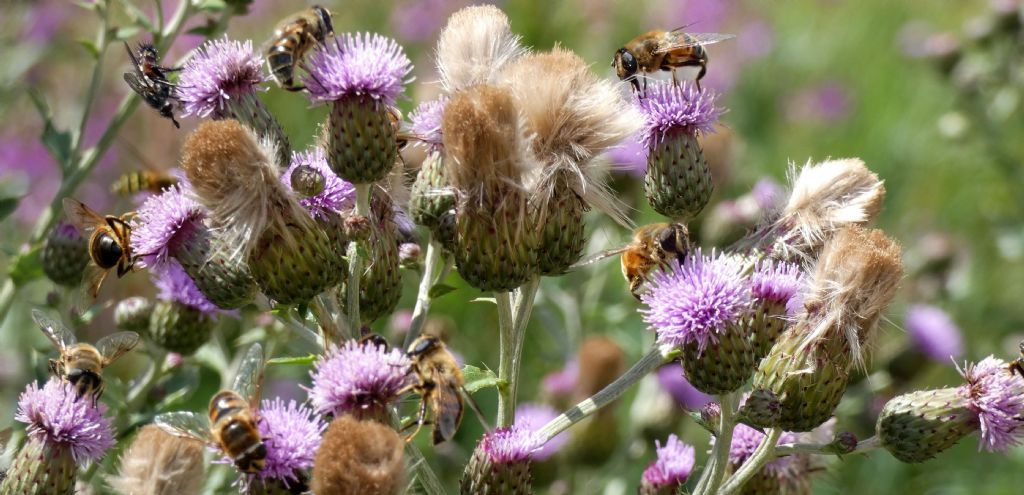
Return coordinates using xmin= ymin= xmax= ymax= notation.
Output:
xmin=195 ymin=0 xmax=227 ymax=12
xmin=186 ymin=19 xmax=220 ymax=37
xmin=428 ymin=283 xmax=457 ymax=299
xmin=27 ymin=90 xmax=73 ymax=171
xmin=118 ymin=0 xmax=155 ymax=31
xmin=71 ymin=0 xmax=100 ymax=11
xmin=8 ymin=245 xmax=43 ymax=287
xmin=462 ymin=365 xmax=504 ymax=394
xmin=356 ymin=244 xmax=370 ymax=259
xmin=0 ymin=197 xmax=20 ymax=222
xmin=267 ymin=354 xmax=318 ymax=366
xmin=470 ymin=297 xmax=496 ymax=305
xmin=77 ymin=39 xmax=101 ymax=59
xmin=115 ymin=26 xmax=141 ymax=41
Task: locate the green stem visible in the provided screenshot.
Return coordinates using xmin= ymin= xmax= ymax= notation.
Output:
xmin=536 ymin=347 xmax=673 ymax=442
xmin=695 ymin=392 xmax=738 ymax=495
xmin=403 ymin=239 xmax=448 ymax=349
xmin=311 ymin=295 xmax=341 ymax=345
xmin=719 ymin=427 xmax=783 ymax=495
xmin=495 ymin=291 xmax=515 ymax=427
xmin=346 ymin=185 xmax=371 ymax=331
xmin=505 ymin=276 xmax=539 ymax=424
xmin=404 ymin=442 xmax=447 ymax=495
xmin=125 ymin=348 xmax=168 ymax=411
xmin=71 ymin=2 xmax=111 ymax=163
xmin=774 ymin=435 xmax=881 ymax=456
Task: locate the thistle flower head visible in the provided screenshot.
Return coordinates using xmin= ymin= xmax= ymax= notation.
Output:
xmin=408 ymin=97 xmax=448 ymax=151
xmin=637 ymin=81 xmax=720 ymax=149
xmin=436 ymin=5 xmax=525 ymax=92
xmin=751 ymin=259 xmax=803 ymax=306
xmin=107 ymin=424 xmax=204 ymax=495
xmin=640 ymin=250 xmax=751 ymax=352
xmin=281 ymin=147 xmax=355 ymax=219
xmin=303 ymin=33 xmax=412 ymax=106
xmin=514 ymin=403 xmax=567 ymax=461
xmin=152 ymin=261 xmax=220 ymax=317
xmin=641 ymin=434 xmax=695 ymax=488
xmin=131 ymin=184 xmax=205 ymax=270
xmin=248 ymin=398 xmax=326 ymax=488
xmin=479 ymin=425 xmax=543 ymax=464
xmin=774 ymin=158 xmax=886 ymax=262
xmin=959 ymin=356 xmax=1024 ymax=452
xmin=905 ymin=304 xmax=964 ymax=362
xmin=177 ymin=37 xmax=266 ymax=118
xmin=16 ymin=379 xmax=114 ymax=463
xmin=308 ymin=340 xmax=412 ymax=416
xmin=727 ymin=424 xmax=793 ymax=474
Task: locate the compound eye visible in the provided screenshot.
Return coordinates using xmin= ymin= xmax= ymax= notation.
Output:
xmin=619 ymin=49 xmax=638 ymax=76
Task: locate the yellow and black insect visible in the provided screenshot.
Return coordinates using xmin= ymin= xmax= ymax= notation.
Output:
xmin=32 ymin=309 xmax=139 ymax=404
xmin=123 ymin=42 xmax=181 ymax=128
xmin=403 ymin=335 xmax=465 ymax=444
xmin=1010 ymin=341 xmax=1024 ymax=379
xmin=266 ymin=5 xmax=334 ymax=91
xmin=62 ymin=198 xmax=138 ymax=299
xmin=157 ymin=344 xmax=268 ymax=473
xmin=613 ymin=29 xmax=735 ymax=93
xmin=110 ymin=170 xmax=179 ymax=196
xmin=573 ymin=223 xmax=690 ymax=300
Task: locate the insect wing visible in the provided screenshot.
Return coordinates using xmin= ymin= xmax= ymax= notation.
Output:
xmin=232 ymin=344 xmax=265 ymax=407
xmin=655 ymin=32 xmax=736 ymax=53
xmin=431 ymin=379 xmax=464 ymax=443
xmin=62 ymin=198 xmax=106 ymax=235
xmin=31 ymin=309 xmax=77 ymax=352
xmin=123 ymin=41 xmax=142 ymax=71
xmin=155 ymin=411 xmax=213 ymax=443
xmin=95 ymin=331 xmax=140 ymax=366
xmin=569 ymin=245 xmax=631 ymax=269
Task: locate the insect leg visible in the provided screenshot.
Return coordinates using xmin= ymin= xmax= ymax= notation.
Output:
xmin=404 ymin=398 xmax=429 ymax=443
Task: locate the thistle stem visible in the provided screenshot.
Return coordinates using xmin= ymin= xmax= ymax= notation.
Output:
xmin=505 ymin=276 xmax=539 ymax=424
xmin=537 ymin=347 xmax=673 ymax=442
xmin=719 ymin=427 xmax=783 ymax=495
xmin=495 ymin=291 xmax=515 ymax=427
xmin=125 ymin=348 xmax=168 ymax=412
xmin=695 ymin=392 xmax=738 ymax=495
xmin=404 ymin=238 xmax=449 ymax=349
xmin=346 ymin=184 xmax=371 ymax=331
xmin=774 ymin=435 xmax=881 ymax=456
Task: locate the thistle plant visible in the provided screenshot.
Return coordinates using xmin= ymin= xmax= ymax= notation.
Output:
xmin=5 ymin=3 xmax=1024 ymax=495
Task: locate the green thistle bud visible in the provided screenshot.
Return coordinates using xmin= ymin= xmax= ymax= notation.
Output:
xmin=645 ymin=131 xmax=713 ymax=220
xmin=4 ymin=437 xmax=77 ymax=495
xmin=461 ymin=426 xmax=538 ymax=495
xmin=250 ymin=223 xmax=343 ymax=306
xmin=737 ymin=389 xmax=782 ymax=428
xmin=175 ymin=226 xmax=258 ymax=310
xmin=41 ymin=221 xmax=90 ymax=287
xmin=877 ymin=388 xmax=975 ymax=463
xmin=114 ymin=297 xmax=154 ymax=332
xmin=148 ymin=300 xmax=214 ymax=355
xmin=410 ymin=151 xmax=456 ymax=229
xmin=339 ymin=196 xmax=402 ymax=324
xmin=535 ymin=173 xmax=588 ymax=276
xmin=325 ymin=97 xmax=398 ymax=184
xmin=680 ymin=322 xmax=757 ymax=395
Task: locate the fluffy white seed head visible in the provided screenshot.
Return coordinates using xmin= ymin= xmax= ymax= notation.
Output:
xmin=436 ymin=5 xmax=526 ymax=93
xmin=106 ymin=425 xmax=204 ymax=495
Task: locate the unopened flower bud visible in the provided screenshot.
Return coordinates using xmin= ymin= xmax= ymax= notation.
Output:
xmin=830 ymin=431 xmax=858 ymax=455
xmin=340 ymin=194 xmax=403 ymax=324
xmin=409 ymin=151 xmax=456 ymax=230
xmin=148 ymin=298 xmax=214 ymax=355
xmin=290 ymin=164 xmax=326 ymax=197
xmin=114 ymin=296 xmax=154 ymax=332
xmin=41 ymin=221 xmax=90 ymax=287
xmin=737 ymin=389 xmax=782 ymax=428
xmin=311 ymin=415 xmax=405 ymax=495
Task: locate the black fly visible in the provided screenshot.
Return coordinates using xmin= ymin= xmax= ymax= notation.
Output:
xmin=123 ymin=42 xmax=181 ymax=128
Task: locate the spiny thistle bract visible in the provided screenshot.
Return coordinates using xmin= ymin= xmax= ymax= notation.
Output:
xmin=41 ymin=221 xmax=90 ymax=287
xmin=107 ymin=425 xmax=204 ymax=495
xmin=638 ymin=434 xmax=695 ymax=495
xmin=114 ymin=296 xmax=154 ymax=332
xmin=878 ymin=356 xmax=1024 ymax=462
xmin=338 ymin=190 xmax=404 ymax=325
xmin=311 ymin=415 xmax=405 ymax=495
xmin=409 ymin=99 xmax=456 ymax=231
xmin=307 ymin=339 xmax=412 ymax=421
xmin=177 ymin=37 xmax=290 ymax=168
xmin=748 ymin=259 xmax=803 ymax=362
xmin=281 ymin=146 xmax=355 ymax=273
xmin=638 ymin=81 xmax=721 ymax=220
xmin=303 ymin=33 xmax=412 ymax=184
xmin=147 ymin=262 xmax=217 ymax=355
xmin=461 ymin=425 xmax=542 ymax=495
xmin=750 ymin=226 xmax=903 ymax=431
xmin=1 ymin=379 xmax=114 ymax=495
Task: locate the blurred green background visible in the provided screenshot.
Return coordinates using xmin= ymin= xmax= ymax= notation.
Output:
xmin=2 ymin=0 xmax=1024 ymax=493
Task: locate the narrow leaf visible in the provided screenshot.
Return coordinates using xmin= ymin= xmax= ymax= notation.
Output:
xmin=0 ymin=197 xmax=20 ymax=222
xmin=462 ymin=365 xmax=504 ymax=394
xmin=9 ymin=245 xmax=44 ymax=287
xmin=77 ymin=39 xmax=101 ymax=59
xmin=428 ymin=283 xmax=457 ymax=299
xmin=266 ymin=355 xmax=318 ymax=366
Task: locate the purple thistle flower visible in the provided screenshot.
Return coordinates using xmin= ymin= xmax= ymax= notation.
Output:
xmin=281 ymin=148 xmax=356 ymax=219
xmin=480 ymin=425 xmax=543 ymax=464
xmin=958 ymin=356 xmax=1024 ymax=452
xmin=656 ymin=363 xmax=712 ymax=409
xmin=307 ymin=339 xmax=412 ymax=416
xmin=247 ymin=398 xmax=326 ymax=488
xmin=750 ymin=260 xmax=803 ymax=306
xmin=751 ymin=177 xmax=784 ymax=211
xmin=152 ymin=260 xmax=220 ymax=317
xmin=905 ymin=304 xmax=964 ymax=362
xmin=408 ymin=97 xmax=447 ymax=151
xmin=131 ymin=184 xmax=205 ymax=269
xmin=15 ymin=379 xmax=114 ymax=464
xmin=514 ymin=403 xmax=567 ymax=461
xmin=726 ymin=424 xmax=794 ymax=475
xmin=303 ymin=33 xmax=413 ymax=106
xmin=637 ymin=80 xmax=720 ymax=149
xmin=606 ymin=134 xmax=646 ymax=177
xmin=541 ymin=359 xmax=578 ymax=397
xmin=177 ymin=37 xmax=266 ymax=118
xmin=640 ymin=250 xmax=751 ymax=352
xmin=641 ymin=434 xmax=695 ymax=488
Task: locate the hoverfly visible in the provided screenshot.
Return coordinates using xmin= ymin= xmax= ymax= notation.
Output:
xmin=613 ymin=28 xmax=735 ymax=93
xmin=403 ymin=335 xmax=465 ymax=444
xmin=156 ymin=344 xmax=267 ymax=474
xmin=111 ymin=170 xmax=179 ymax=196
xmin=123 ymin=42 xmax=180 ymax=128
xmin=62 ymin=198 xmax=139 ymax=299
xmin=572 ymin=223 xmax=690 ymax=300
xmin=32 ymin=309 xmax=140 ymax=404
xmin=266 ymin=5 xmax=334 ymax=91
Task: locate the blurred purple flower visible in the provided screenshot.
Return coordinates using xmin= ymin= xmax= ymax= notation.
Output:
xmin=479 ymin=425 xmax=543 ymax=464
xmin=409 ymin=97 xmax=448 ymax=152
xmin=656 ymin=363 xmax=712 ymax=409
xmin=737 ymin=20 xmax=775 ymax=60
xmin=785 ymin=82 xmax=853 ymax=123
xmin=391 ymin=0 xmax=470 ymax=42
xmin=0 ymin=134 xmax=55 ymax=224
xmin=247 ymin=398 xmax=326 ymax=489
xmin=542 ymin=359 xmax=579 ymax=397
xmin=905 ymin=304 xmax=963 ymax=362
xmin=641 ymin=434 xmax=695 ymax=489
xmin=514 ymin=403 xmax=567 ymax=461
xmin=16 ymin=379 xmax=114 ymax=464
xmin=652 ymin=0 xmax=729 ymax=33
xmin=303 ymin=33 xmax=413 ymax=106
xmin=389 ymin=309 xmax=414 ymax=337
xmin=22 ymin=0 xmax=69 ymax=43
xmin=606 ymin=135 xmax=646 ymax=177
xmin=959 ymin=356 xmax=1024 ymax=452
xmin=726 ymin=424 xmax=794 ymax=474
xmin=751 ymin=177 xmax=783 ymax=211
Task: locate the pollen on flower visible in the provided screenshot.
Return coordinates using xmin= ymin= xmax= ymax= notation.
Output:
xmin=177 ymin=37 xmax=266 ymax=118
xmin=408 ymin=97 xmax=448 ymax=151
xmin=247 ymin=398 xmax=326 ymax=488
xmin=16 ymin=379 xmax=115 ymax=464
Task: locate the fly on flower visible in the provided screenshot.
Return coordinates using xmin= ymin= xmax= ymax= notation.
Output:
xmin=32 ymin=309 xmax=140 ymax=405
xmin=572 ymin=223 xmax=691 ymax=300
xmin=62 ymin=198 xmax=140 ymax=300
xmin=157 ymin=344 xmax=268 ymax=474
xmin=123 ymin=42 xmax=181 ymax=128
xmin=613 ymin=28 xmax=735 ymax=94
